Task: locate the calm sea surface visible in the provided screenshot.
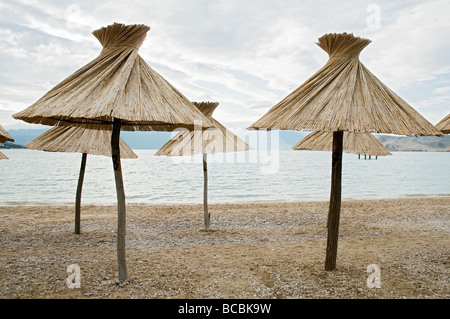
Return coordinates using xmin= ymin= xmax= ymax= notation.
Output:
xmin=0 ymin=149 xmax=449 ymax=205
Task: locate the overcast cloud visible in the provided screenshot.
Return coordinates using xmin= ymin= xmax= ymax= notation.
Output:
xmin=0 ymin=0 xmax=449 ymax=129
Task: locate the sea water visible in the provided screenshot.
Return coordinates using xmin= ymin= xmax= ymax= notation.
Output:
xmin=0 ymin=149 xmax=448 ymax=205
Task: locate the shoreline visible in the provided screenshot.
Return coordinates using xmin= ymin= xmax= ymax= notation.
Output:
xmin=1 ymin=194 xmax=449 ymax=207
xmin=1 ymin=196 xmax=449 ymax=299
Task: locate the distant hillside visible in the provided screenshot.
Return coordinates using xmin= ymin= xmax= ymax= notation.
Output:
xmin=5 ymin=129 xmax=48 ymax=146
xmin=375 ymin=135 xmax=450 ymax=152
xmin=0 ymin=141 xmax=27 ymax=149
xmin=4 ymin=128 xmax=174 ymax=150
xmin=2 ymin=129 xmax=449 ymax=152
xmin=1 ymin=128 xmax=308 ymax=150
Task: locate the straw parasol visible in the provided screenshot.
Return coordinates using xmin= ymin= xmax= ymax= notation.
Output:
xmin=0 ymin=124 xmax=14 ymax=160
xmin=249 ymin=32 xmax=442 ymax=271
xmin=156 ymin=101 xmax=252 ymax=230
xmin=0 ymin=124 xmax=13 ymax=143
xmin=292 ymin=131 xmax=392 ymax=158
xmin=27 ymin=126 xmax=138 ymax=234
xmin=13 ymin=22 xmax=214 ymax=282
xmin=436 ymin=114 xmax=450 ymax=134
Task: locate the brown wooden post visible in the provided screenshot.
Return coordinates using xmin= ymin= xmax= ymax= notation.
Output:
xmin=325 ymin=131 xmax=343 ymax=271
xmin=74 ymin=153 xmax=87 ymax=235
xmin=111 ymin=118 xmax=127 ymax=282
xmin=203 ymin=153 xmax=210 ymax=230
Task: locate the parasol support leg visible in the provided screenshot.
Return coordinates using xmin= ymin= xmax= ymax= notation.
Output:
xmin=203 ymin=153 xmax=210 ymax=231
xmin=325 ymin=131 xmax=343 ymax=271
xmin=74 ymin=153 xmax=87 ymax=235
xmin=111 ymin=118 xmax=127 ymax=282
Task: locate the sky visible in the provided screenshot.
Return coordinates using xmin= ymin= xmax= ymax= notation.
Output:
xmin=0 ymin=0 xmax=449 ymax=131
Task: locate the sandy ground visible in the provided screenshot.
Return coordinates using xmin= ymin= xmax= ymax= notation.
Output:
xmin=0 ymin=197 xmax=449 ymax=299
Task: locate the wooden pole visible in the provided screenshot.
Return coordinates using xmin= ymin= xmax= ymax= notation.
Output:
xmin=325 ymin=131 xmax=343 ymax=271
xmin=74 ymin=153 xmax=87 ymax=235
xmin=111 ymin=118 xmax=127 ymax=282
xmin=203 ymin=153 xmax=210 ymax=230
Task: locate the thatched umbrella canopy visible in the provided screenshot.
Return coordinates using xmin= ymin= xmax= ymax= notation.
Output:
xmin=293 ymin=131 xmax=392 ymax=157
xmin=436 ymin=114 xmax=450 ymax=134
xmin=12 ymin=22 xmax=214 ymax=282
xmin=156 ymin=101 xmax=252 ymax=230
xmin=0 ymin=124 xmax=14 ymax=160
xmin=27 ymin=126 xmax=137 ymax=234
xmin=0 ymin=124 xmax=14 ymax=144
xmin=249 ymin=32 xmax=442 ymax=271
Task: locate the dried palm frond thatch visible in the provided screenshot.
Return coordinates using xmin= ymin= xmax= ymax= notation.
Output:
xmin=436 ymin=114 xmax=450 ymax=134
xmin=27 ymin=126 xmax=137 ymax=159
xmin=248 ymin=32 xmax=442 ymax=272
xmin=13 ymin=23 xmax=213 ymax=132
xmin=12 ymin=22 xmax=214 ymax=282
xmin=0 ymin=124 xmax=14 ymax=144
xmin=156 ymin=102 xmax=252 ymax=230
xmin=156 ymin=102 xmax=251 ymax=157
xmin=249 ymin=33 xmax=442 ymax=137
xmin=0 ymin=124 xmax=14 ymax=160
xmin=293 ymin=131 xmax=392 ymax=157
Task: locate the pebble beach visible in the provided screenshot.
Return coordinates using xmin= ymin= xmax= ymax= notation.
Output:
xmin=0 ymin=197 xmax=449 ymax=299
